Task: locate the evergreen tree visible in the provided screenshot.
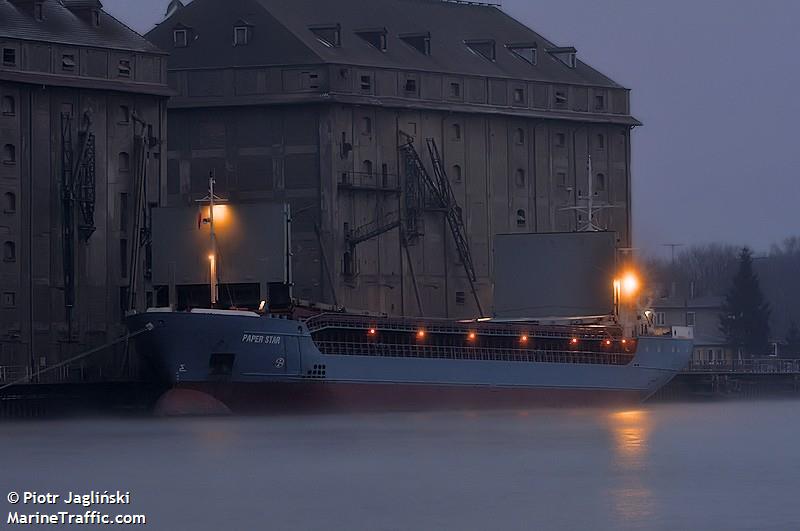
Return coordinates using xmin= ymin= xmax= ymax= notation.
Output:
xmin=719 ymin=248 xmax=771 ymax=358
xmin=787 ymin=321 xmax=800 ymax=358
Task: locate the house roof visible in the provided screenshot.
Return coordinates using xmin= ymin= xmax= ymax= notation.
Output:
xmin=146 ymin=0 xmax=625 ymax=89
xmin=652 ymin=295 xmax=725 ymax=310
xmin=0 ymin=0 xmax=164 ymax=54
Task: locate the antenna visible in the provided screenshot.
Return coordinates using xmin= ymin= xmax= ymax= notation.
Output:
xmin=662 ymin=243 xmax=684 ymax=264
xmin=196 ymin=171 xmax=227 ymax=307
xmin=560 ymin=154 xmax=622 ymax=231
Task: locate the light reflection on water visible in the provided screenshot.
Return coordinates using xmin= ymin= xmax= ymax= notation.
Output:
xmin=2 ymin=401 xmax=800 ymax=531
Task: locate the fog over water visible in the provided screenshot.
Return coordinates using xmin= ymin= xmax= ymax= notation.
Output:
xmin=2 ymin=401 xmax=799 ymax=530
xmin=101 ymin=0 xmax=800 ymax=255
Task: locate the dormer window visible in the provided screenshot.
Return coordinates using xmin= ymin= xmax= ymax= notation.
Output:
xmin=356 ymin=28 xmax=388 ymax=52
xmin=310 ymin=24 xmax=341 ymax=48
xmin=118 ymin=59 xmax=131 ymax=78
xmin=2 ymin=48 xmax=16 ymax=67
xmin=233 ymin=20 xmax=253 ymax=46
xmin=507 ymin=43 xmax=537 ymax=65
xmin=173 ymin=27 xmax=189 ymax=48
xmin=548 ymin=47 xmax=577 ymax=68
xmin=61 ymin=54 xmax=76 ymax=72
xmin=465 ymin=39 xmax=495 ymax=62
xmin=400 ymin=32 xmax=431 ymax=55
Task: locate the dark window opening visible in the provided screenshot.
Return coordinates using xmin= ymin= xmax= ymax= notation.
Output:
xmin=455 ymin=291 xmax=466 ymax=305
xmin=2 ymin=144 xmax=15 ymax=164
xmin=233 ymin=26 xmax=251 ymax=46
xmin=449 ymin=82 xmax=461 ymax=98
xmin=451 ymin=123 xmax=461 ymax=141
xmin=400 ymin=33 xmax=431 ymax=55
xmin=595 ymin=94 xmax=606 ymax=111
xmin=595 ymin=173 xmax=606 ymax=192
xmin=513 ymin=88 xmax=525 ymax=104
xmin=61 ymin=54 xmax=76 ymax=72
xmin=173 ymin=29 xmax=188 ymax=48
xmin=120 ymin=193 xmax=129 ymax=232
xmin=596 ymin=134 xmax=605 ymax=150
xmin=452 ymin=164 xmax=462 ymax=183
xmin=356 ymin=28 xmax=388 ymax=52
xmin=119 ymin=152 xmax=130 ymax=172
xmin=3 ymin=192 xmax=15 ymax=213
xmin=120 ymin=239 xmax=128 ymax=278
xmin=360 ymin=75 xmax=372 ymax=92
xmin=515 ymin=128 xmax=525 ymax=145
xmin=515 ymin=169 xmax=526 ymax=187
xmin=362 ymin=116 xmax=372 ymax=135
xmin=362 ymin=160 xmax=373 ymax=176
xmin=2 ymin=48 xmax=16 ymax=67
xmin=1 ymin=95 xmax=15 ymax=115
xmin=516 ymin=209 xmax=526 ymax=227
xmin=557 ymin=171 xmax=567 ymax=187
xmin=118 ymin=105 xmax=130 ymax=124
xmin=342 ymin=250 xmax=354 ymax=276
xmin=507 ymin=44 xmax=537 ymax=65
xmin=310 ymin=24 xmax=341 ymax=48
xmin=118 ymin=59 xmax=131 ymax=78
xmin=3 ymin=241 xmax=15 ymax=261
xmin=555 ymin=133 xmax=566 ymax=147
xmin=381 ymin=163 xmax=389 ymax=187
xmin=549 ymin=48 xmax=577 ymax=68
xmin=404 ymin=78 xmax=417 ymax=93
xmin=554 ymin=90 xmax=568 ymax=107
xmin=209 ymin=353 xmax=236 ymax=377
xmin=465 ymin=39 xmax=496 ymax=61
xmin=154 ymin=285 xmax=169 ymax=307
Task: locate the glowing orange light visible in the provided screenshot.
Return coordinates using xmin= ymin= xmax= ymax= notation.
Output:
xmin=417 ymin=330 xmax=426 ymax=339
xmin=604 ymin=339 xmax=612 ymax=346
xmin=368 ymin=328 xmax=377 ymax=336
xmin=520 ymin=335 xmax=529 ymax=343
xmin=621 ymin=339 xmax=628 ymax=345
xmin=570 ymin=338 xmax=579 ymax=345
xmin=468 ymin=332 xmax=477 ymax=340
xmin=208 ymin=254 xmax=215 ymax=261
xmin=211 ymin=204 xmax=228 ymax=222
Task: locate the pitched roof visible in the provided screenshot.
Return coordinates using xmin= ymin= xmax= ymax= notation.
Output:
xmin=0 ymin=0 xmax=164 ymax=54
xmin=147 ymin=0 xmax=624 ymax=88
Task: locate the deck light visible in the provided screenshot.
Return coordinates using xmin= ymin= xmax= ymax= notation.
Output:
xmin=520 ymin=335 xmax=529 ymax=343
xmin=570 ymin=338 xmax=579 ymax=345
xmin=417 ymin=329 xmax=426 ymax=339
xmin=468 ymin=332 xmax=477 ymax=341
xmin=604 ymin=339 xmax=612 ymax=346
xmin=368 ymin=328 xmax=377 ymax=336
xmin=258 ymin=300 xmax=267 ymax=312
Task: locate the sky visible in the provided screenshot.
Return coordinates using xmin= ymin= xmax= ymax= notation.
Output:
xmin=103 ymin=0 xmax=800 ymax=257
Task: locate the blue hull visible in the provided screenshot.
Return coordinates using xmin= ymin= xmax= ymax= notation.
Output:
xmin=127 ymin=310 xmax=692 ymax=411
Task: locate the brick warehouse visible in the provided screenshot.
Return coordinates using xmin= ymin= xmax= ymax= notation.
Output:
xmin=0 ymin=0 xmax=169 ymax=374
xmin=146 ymin=0 xmax=639 ymax=319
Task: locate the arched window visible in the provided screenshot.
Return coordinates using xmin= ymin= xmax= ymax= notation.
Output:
xmin=3 ymin=192 xmax=15 ymax=212
xmin=596 ymin=133 xmax=605 ymax=150
xmin=362 ymin=159 xmax=373 ymax=176
xmin=2 ymin=144 xmax=15 ymax=164
xmin=515 ymin=128 xmax=525 ymax=145
xmin=452 ymin=164 xmax=462 ymax=183
xmin=3 ymin=241 xmax=15 ymax=262
xmin=451 ymin=123 xmax=461 ymax=141
xmin=595 ymin=173 xmax=606 ymax=192
xmin=515 ymin=168 xmax=526 ymax=187
xmin=516 ymin=209 xmax=526 ymax=227
xmin=119 ymin=152 xmax=130 ymax=172
xmin=1 ymin=95 xmax=14 ymax=116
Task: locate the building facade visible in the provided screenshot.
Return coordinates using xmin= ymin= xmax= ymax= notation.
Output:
xmin=652 ymin=295 xmax=735 ymax=365
xmin=147 ymin=0 xmax=639 ymax=318
xmin=0 ymin=0 xmax=169 ymax=375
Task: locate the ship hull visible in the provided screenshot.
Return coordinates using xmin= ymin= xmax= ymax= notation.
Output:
xmin=128 ymin=310 xmax=692 ymax=414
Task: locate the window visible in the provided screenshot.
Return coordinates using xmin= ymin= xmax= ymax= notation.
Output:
xmin=516 ymin=209 xmax=526 ymax=227
xmin=400 ymin=32 xmax=431 ymax=55
xmin=118 ymin=60 xmax=131 ymax=78
xmin=360 ymin=75 xmax=372 ymax=92
xmin=120 ymin=239 xmax=128 ymax=278
xmin=118 ymin=105 xmax=130 ymax=124
xmin=554 ymin=90 xmax=567 ymax=107
xmin=655 ymin=312 xmax=666 ymax=326
xmin=3 ymin=241 xmax=15 ymax=262
xmin=404 ymin=78 xmax=417 ymax=94
xmin=465 ymin=39 xmax=496 ymax=61
xmin=595 ymin=173 xmax=606 ymax=192
xmin=455 ymin=291 xmax=466 ymax=305
xmin=309 ymin=24 xmax=341 ymax=48
xmin=173 ymin=28 xmax=188 ymax=48
xmin=452 ymin=164 xmax=462 ymax=183
xmin=686 ymin=312 xmax=696 ymax=327
xmin=513 ymin=88 xmax=525 ymax=104
xmin=2 ymin=144 xmax=15 ymax=164
xmin=61 ymin=54 xmax=76 ymax=72
xmin=362 ymin=159 xmax=373 ymax=176
xmin=596 ymin=133 xmax=605 ymax=150
xmin=449 ymin=82 xmax=461 ymax=98
xmin=507 ymin=44 xmax=538 ymax=65
xmin=595 ymin=93 xmax=606 ymax=111
xmin=381 ymin=163 xmax=389 ymax=187
xmin=451 ymin=123 xmax=461 ymax=141
xmin=361 ymin=116 xmax=372 ymax=135
xmin=120 ymin=193 xmax=129 ymax=232
xmin=118 ymin=152 xmax=130 ymax=172
xmin=2 ymin=48 xmax=16 ymax=66
xmin=515 ymin=128 xmax=525 ymax=145
xmin=1 ymin=95 xmax=14 ymax=116
xmin=1 ymin=292 xmax=14 ymax=308
xmin=515 ymin=169 xmax=526 ymax=187
xmin=342 ymin=250 xmax=354 ymax=276
xmin=555 ymin=133 xmax=566 ymax=147
xmin=233 ymin=26 xmax=251 ymax=46
xmin=549 ymin=47 xmax=577 ymax=68
xmin=3 ymin=192 xmax=15 ymax=213
xmin=556 ymin=171 xmax=567 ymax=187
xmin=356 ymin=28 xmax=388 ymax=52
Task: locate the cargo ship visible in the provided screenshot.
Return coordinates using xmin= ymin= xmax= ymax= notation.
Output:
xmin=126 ymin=308 xmax=693 ymax=414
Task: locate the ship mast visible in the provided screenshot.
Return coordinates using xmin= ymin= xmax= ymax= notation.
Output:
xmin=196 ymin=171 xmax=226 ymax=307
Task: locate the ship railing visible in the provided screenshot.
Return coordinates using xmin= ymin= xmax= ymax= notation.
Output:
xmin=685 ymin=359 xmax=800 ymax=374
xmin=306 ymin=313 xmax=621 ymax=341
xmin=0 ymin=363 xmax=112 ymax=385
xmin=315 ymin=341 xmax=634 ymax=366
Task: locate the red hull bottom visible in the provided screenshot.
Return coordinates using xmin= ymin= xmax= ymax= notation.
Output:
xmin=158 ymin=381 xmax=645 ymax=415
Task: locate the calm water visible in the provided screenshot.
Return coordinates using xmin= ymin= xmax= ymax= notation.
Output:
xmin=1 ymin=401 xmax=799 ymax=531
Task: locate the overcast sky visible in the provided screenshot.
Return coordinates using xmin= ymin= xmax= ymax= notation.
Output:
xmin=104 ymin=0 xmax=800 ymax=257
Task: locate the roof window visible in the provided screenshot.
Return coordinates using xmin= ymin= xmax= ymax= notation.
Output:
xmin=173 ymin=26 xmax=191 ymax=48
xmin=548 ymin=47 xmax=577 ymax=68
xmin=465 ymin=39 xmax=495 ymax=61
xmin=118 ymin=59 xmax=131 ymax=78
xmin=309 ymin=24 xmax=341 ymax=48
xmin=233 ymin=20 xmax=253 ymax=46
xmin=507 ymin=43 xmax=537 ymax=65
xmin=400 ymin=32 xmax=431 ymax=55
xmin=356 ymin=28 xmax=388 ymax=52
